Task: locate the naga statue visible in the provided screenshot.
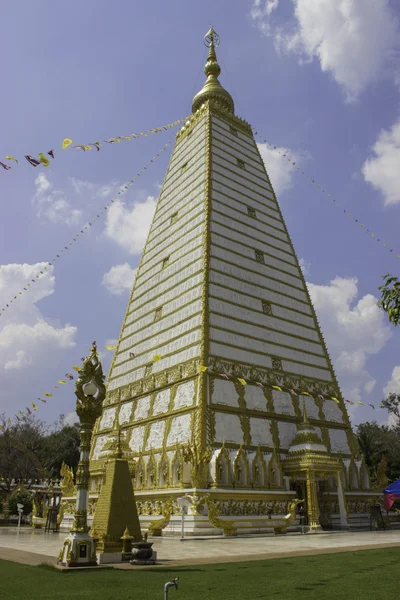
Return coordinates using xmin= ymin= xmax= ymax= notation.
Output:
xmin=148 ymin=498 xmax=174 ymax=536
xmin=205 ymin=497 xmax=238 ymax=536
xmin=60 ymin=462 xmax=76 ymax=497
xmin=75 ymin=342 xmax=106 ymax=423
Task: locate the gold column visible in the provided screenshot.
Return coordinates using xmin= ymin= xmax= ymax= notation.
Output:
xmin=305 ymin=471 xmax=321 ymax=531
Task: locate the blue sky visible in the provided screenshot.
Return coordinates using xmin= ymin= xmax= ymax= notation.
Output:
xmin=1 ymin=0 xmax=400 ymax=427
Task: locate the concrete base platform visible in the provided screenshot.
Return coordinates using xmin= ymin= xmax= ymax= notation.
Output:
xmin=1 ymin=527 xmax=400 ymax=568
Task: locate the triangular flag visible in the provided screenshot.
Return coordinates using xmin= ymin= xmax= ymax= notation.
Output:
xmin=198 ymin=365 xmax=208 ymax=372
xmin=44 ymin=392 xmax=53 ymax=398
xmin=72 ymin=365 xmax=81 ymax=372
xmin=38 ymin=153 xmax=50 ymax=167
xmin=272 ymin=385 xmax=283 ymax=392
xmin=32 ymin=402 xmax=38 ymax=411
xmin=331 ymin=397 xmax=340 ymax=404
xmin=5 ymin=155 xmax=18 ymax=163
xmin=369 ymin=404 xmax=375 ymax=410
xmin=105 ymin=345 xmax=116 ymax=351
xmin=237 ymin=378 xmax=247 ymax=386
xmin=62 ymin=138 xmax=72 ymax=150
xmin=357 ymin=401 xmax=365 ymax=406
xmin=58 ymin=380 xmax=67 ymax=385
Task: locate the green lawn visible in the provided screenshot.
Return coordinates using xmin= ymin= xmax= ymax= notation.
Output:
xmin=1 ymin=548 xmax=399 ymax=600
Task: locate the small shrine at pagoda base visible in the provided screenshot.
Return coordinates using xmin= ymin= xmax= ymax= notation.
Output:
xmin=59 ymin=27 xmax=381 ymax=537
xmin=90 ymin=431 xmax=147 ymax=564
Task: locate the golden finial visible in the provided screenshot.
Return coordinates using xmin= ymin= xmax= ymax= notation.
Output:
xmin=192 ymin=26 xmax=234 ymax=114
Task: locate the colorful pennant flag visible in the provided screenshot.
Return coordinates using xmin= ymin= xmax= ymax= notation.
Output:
xmin=0 ymin=162 xmax=11 ymax=170
xmin=198 ymin=365 xmax=208 ymax=372
xmin=44 ymin=392 xmax=53 ymax=398
xmin=272 ymin=385 xmax=283 ymax=392
xmin=58 ymin=380 xmax=67 ymax=385
xmin=72 ymin=365 xmax=81 ymax=372
xmin=237 ymin=378 xmax=247 ymax=386
xmin=5 ymin=156 xmax=18 ymax=163
xmin=32 ymin=403 xmax=38 ymax=411
xmin=129 ymin=352 xmax=135 ymax=359
xmin=38 ymin=153 xmax=50 ymax=167
xmin=152 ymin=354 xmax=162 ymax=362
xmin=105 ymin=345 xmax=116 ymax=351
xmin=62 ymin=138 xmax=72 ymax=150
xmin=24 ymin=155 xmax=40 ymax=167
xmin=48 ymin=150 xmax=54 ymax=159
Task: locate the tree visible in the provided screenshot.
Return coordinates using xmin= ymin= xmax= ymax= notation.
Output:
xmin=39 ymin=419 xmax=80 ymax=478
xmin=378 ymin=273 xmax=400 ymax=326
xmin=356 ymin=421 xmax=400 ymax=484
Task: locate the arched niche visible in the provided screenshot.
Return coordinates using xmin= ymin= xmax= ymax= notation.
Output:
xmin=252 ymin=446 xmax=266 ymax=487
xmin=146 ymin=455 xmax=156 ymax=488
xmin=135 ymin=457 xmax=145 ymax=489
xmin=348 ymin=460 xmax=359 ymax=490
xmin=215 ymin=445 xmax=231 ymax=486
xmin=233 ymin=447 xmax=249 ymax=487
xmin=359 ymin=459 xmax=370 ymax=490
xmin=159 ymin=454 xmax=169 ymax=487
xmin=268 ymin=452 xmax=282 ymax=488
xmin=171 ymin=449 xmax=183 ymax=486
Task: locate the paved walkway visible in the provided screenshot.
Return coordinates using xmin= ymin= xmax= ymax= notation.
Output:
xmin=1 ymin=528 xmax=400 ymax=568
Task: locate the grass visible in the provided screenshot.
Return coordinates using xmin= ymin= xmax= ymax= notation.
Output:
xmin=1 ymin=548 xmax=400 ymax=600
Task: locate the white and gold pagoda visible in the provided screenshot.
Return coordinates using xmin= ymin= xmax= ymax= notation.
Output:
xmin=72 ymin=28 xmax=379 ymax=536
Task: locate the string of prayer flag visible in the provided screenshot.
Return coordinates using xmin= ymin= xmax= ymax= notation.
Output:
xmin=0 ymin=136 xmax=175 ymax=316
xmin=1 ymin=118 xmax=186 ymax=172
xmin=253 ymin=129 xmax=400 ymax=260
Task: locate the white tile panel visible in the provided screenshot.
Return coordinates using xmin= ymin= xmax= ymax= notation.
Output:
xmin=119 ymin=401 xmax=134 ymax=425
xmin=210 ymin=313 xmax=325 ymax=356
xmin=210 ymin=327 xmax=328 ymax=368
xmin=250 ymin=418 xmax=274 ymax=446
xmin=214 ymin=412 xmax=244 ymax=444
xmin=298 ymin=395 xmax=320 ymax=419
xmin=129 ymin=426 xmax=146 ymax=453
xmin=210 ymin=341 xmax=273 ymax=369
xmin=245 ymin=386 xmax=267 ymax=411
xmin=272 ymin=391 xmax=295 ymax=416
xmin=211 ymin=379 xmax=240 ymax=408
xmin=133 ymin=395 xmax=152 ymax=421
xmin=152 ymin=389 xmax=171 ymax=416
xmin=277 ymin=421 xmax=297 ymax=449
xmin=208 ymin=296 xmax=319 ymax=342
xmin=329 ymin=428 xmax=350 ymax=454
xmin=173 ymin=380 xmax=196 ymax=410
xmin=145 ymin=420 xmax=166 ymax=450
xmin=99 ymin=407 xmax=116 ymax=431
xmin=323 ymin=399 xmax=344 ymax=423
xmin=281 ymin=360 xmax=332 ymax=381
xmin=210 ymin=258 xmax=308 ymax=303
xmin=166 ymin=413 xmax=192 ymax=446
xmin=208 ymin=280 xmax=313 ymax=320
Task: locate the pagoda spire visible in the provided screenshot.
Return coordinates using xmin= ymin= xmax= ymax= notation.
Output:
xmin=192 ymin=26 xmax=234 ymax=114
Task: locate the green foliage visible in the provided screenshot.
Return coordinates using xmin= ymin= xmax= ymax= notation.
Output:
xmin=8 ymin=490 xmax=32 ymax=516
xmin=356 ymin=421 xmax=400 ymax=484
xmin=0 ymin=414 xmax=80 ymax=492
xmin=380 ymin=393 xmax=400 ymax=421
xmin=378 ymin=273 xmax=400 ymax=326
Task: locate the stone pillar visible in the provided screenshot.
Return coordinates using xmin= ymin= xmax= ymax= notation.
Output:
xmin=58 ymin=342 xmax=106 ymax=567
xmin=70 ymin=421 xmax=94 ymax=535
xmin=336 ymin=471 xmax=349 ymax=530
xmin=305 ymin=471 xmax=321 ymax=531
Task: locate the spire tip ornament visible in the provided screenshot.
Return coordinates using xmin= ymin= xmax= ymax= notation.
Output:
xmin=192 ymin=26 xmax=234 ymax=114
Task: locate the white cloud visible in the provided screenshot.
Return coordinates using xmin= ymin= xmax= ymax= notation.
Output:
xmin=0 ymin=262 xmax=77 ymax=384
xmin=362 ymin=119 xmax=400 ymax=206
xmin=383 ymin=366 xmax=400 ymax=397
xmin=257 ymin=143 xmax=303 ymax=194
xmin=104 ymin=196 xmax=157 ymax=254
xmin=299 ymin=257 xmax=311 ymax=276
xmin=69 ymin=177 xmax=118 ymax=199
xmin=102 ymin=263 xmax=137 ymax=295
xmin=33 ymin=173 xmax=82 ymax=225
xmin=250 ymin=0 xmax=399 ymax=100
xmin=63 ymin=411 xmax=78 ymax=426
xmin=307 ymin=276 xmax=391 ymax=404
